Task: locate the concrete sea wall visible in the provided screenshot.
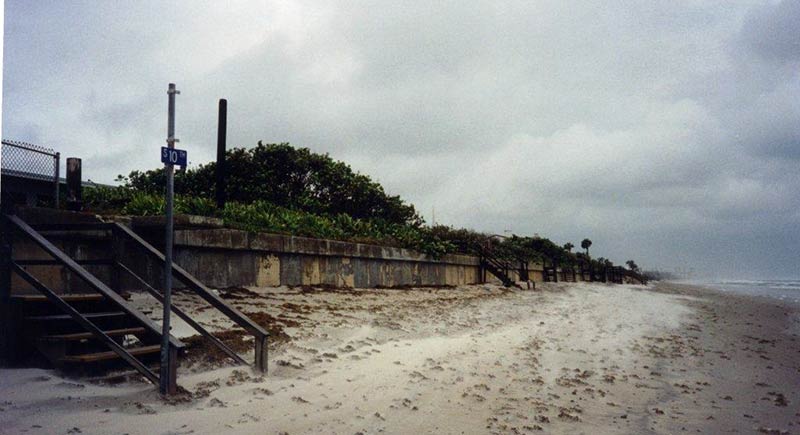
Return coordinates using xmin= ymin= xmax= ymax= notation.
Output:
xmin=8 ymin=209 xmax=639 ymax=292
xmin=7 ymin=209 xmax=481 ymax=291
xmin=170 ymin=229 xmax=481 ymax=288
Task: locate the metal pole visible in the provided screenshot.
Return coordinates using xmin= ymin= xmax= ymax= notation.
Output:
xmin=215 ymin=99 xmax=227 ymax=210
xmin=161 ymin=83 xmax=179 ymax=395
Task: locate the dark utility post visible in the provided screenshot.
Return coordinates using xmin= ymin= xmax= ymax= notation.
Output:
xmin=65 ymin=158 xmax=82 ymax=211
xmin=161 ymin=83 xmax=179 ymax=395
xmin=215 ymin=99 xmax=227 ymax=210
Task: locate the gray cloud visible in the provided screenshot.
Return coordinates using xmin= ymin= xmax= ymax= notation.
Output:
xmin=4 ymin=0 xmax=799 ymax=279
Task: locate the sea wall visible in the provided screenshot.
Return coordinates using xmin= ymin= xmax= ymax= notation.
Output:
xmin=7 ymin=209 xmax=481 ymax=292
xmin=7 ymin=208 xmax=641 ymax=293
xmin=169 ymin=229 xmax=480 ymax=288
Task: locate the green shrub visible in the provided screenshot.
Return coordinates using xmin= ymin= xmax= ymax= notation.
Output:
xmin=78 ymin=145 xmax=584 ymax=262
xmin=83 ymin=185 xmax=134 ymax=213
xmin=175 ymin=196 xmax=216 ymax=216
xmin=122 ymin=142 xmax=422 ymax=225
xmin=122 ymin=192 xmax=165 ymax=216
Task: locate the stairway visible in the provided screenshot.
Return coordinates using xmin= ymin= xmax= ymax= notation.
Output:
xmin=1 ymin=211 xmax=269 ymax=393
xmin=11 ymin=293 xmax=163 ymax=375
xmin=472 ymin=244 xmax=519 ymax=288
xmin=542 ymin=264 xmax=558 ymax=283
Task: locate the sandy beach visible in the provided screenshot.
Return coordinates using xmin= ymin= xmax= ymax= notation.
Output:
xmin=1 ymin=281 xmax=798 ymax=434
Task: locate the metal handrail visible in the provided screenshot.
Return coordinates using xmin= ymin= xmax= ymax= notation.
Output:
xmin=111 ymin=223 xmax=269 ymax=372
xmin=4 ymin=215 xmax=181 ymax=388
xmin=6 ymin=215 xmax=183 ymax=349
xmin=116 ymin=262 xmax=247 ymax=366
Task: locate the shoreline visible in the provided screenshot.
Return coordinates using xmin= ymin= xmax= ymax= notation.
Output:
xmin=646 ymin=281 xmax=800 ymax=433
xmin=1 ymin=281 xmax=798 ymax=434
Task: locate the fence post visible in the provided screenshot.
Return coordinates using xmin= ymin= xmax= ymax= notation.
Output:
xmin=54 ymin=153 xmax=61 ymax=209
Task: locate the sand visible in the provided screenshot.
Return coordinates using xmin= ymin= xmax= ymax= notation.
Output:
xmin=1 ymin=281 xmax=798 ymax=434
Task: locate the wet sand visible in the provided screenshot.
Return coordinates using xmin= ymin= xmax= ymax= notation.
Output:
xmin=0 ymin=281 xmax=798 ymax=434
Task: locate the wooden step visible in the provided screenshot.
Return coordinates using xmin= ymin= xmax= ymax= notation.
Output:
xmin=26 ymin=311 xmax=126 ymax=321
xmin=60 ymin=345 xmax=161 ymax=363
xmin=39 ymin=327 xmax=147 ymax=342
xmin=12 ymin=293 xmax=104 ymax=303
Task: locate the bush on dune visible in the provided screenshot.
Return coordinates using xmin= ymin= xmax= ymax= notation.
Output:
xmin=83 ymin=143 xmax=583 ymax=262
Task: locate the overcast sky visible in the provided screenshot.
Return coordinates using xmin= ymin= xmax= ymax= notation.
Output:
xmin=3 ymin=1 xmax=799 ymax=279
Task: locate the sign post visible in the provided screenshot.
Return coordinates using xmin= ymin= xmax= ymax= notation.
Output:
xmin=160 ymin=83 xmax=181 ymax=395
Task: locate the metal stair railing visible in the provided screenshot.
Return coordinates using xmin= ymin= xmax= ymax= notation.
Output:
xmin=115 ymin=262 xmax=247 ymax=366
xmin=24 ymin=220 xmax=271 ymax=372
xmin=4 ymin=214 xmax=181 ymax=390
xmin=111 ymin=223 xmax=270 ymax=372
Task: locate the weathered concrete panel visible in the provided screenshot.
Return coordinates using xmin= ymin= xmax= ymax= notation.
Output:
xmin=352 ymin=258 xmax=369 ymax=288
xmin=301 ymin=256 xmax=321 ymax=285
xmin=281 ymin=255 xmax=302 ymax=286
xmin=327 ymin=240 xmax=357 ymax=257
xmin=340 ymin=257 xmax=355 ymax=287
xmin=249 ymin=233 xmax=283 ymax=252
xmin=256 ymin=254 xmax=280 ymax=287
xmin=367 ymin=261 xmax=381 ymax=287
xmin=444 ymin=265 xmax=457 ymax=285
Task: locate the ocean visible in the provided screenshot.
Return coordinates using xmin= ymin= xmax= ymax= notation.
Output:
xmin=692 ymin=279 xmax=800 ymax=307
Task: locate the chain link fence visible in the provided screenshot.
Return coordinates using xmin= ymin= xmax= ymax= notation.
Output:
xmin=1 ymin=139 xmax=60 ymax=207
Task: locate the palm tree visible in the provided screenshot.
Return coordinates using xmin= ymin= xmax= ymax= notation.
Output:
xmin=581 ymin=238 xmax=592 ymax=258
xmin=626 ymin=260 xmax=639 ymax=272
xmin=563 ymin=242 xmax=574 ymax=253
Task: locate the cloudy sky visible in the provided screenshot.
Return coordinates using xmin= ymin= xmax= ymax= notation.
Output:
xmin=3 ymin=1 xmax=799 ymax=279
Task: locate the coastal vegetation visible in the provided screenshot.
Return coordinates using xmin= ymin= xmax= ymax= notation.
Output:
xmin=84 ymin=142 xmax=628 ymax=269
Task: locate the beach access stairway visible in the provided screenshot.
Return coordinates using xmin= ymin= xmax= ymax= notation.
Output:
xmin=472 ymin=244 xmax=520 ymax=288
xmin=542 ymin=259 xmax=559 ymax=283
xmin=0 ymin=213 xmax=269 ymax=393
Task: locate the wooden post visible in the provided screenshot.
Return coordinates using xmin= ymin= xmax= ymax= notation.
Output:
xmin=66 ymin=158 xmax=82 ymax=211
xmin=215 ymin=99 xmax=228 ymax=210
xmin=254 ymin=335 xmax=268 ymax=374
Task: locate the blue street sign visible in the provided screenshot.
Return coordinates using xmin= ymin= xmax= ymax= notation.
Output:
xmin=161 ymin=147 xmax=187 ymax=166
